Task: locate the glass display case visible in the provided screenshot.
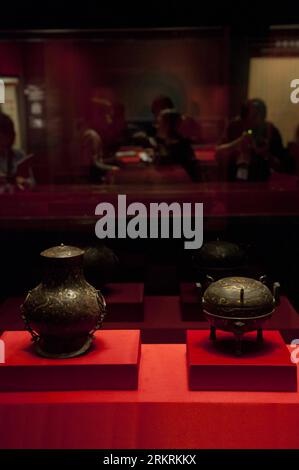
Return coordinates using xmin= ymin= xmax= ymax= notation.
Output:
xmin=0 ymin=25 xmax=299 ymax=338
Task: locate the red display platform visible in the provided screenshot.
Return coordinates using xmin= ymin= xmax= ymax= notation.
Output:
xmin=104 ymin=283 xmax=144 ymax=322
xmin=0 ymin=330 xmax=141 ymax=391
xmin=187 ymin=330 xmax=297 ymax=391
xmin=0 ymin=343 xmax=299 ymax=449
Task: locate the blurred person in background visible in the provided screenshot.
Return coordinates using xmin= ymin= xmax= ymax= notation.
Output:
xmin=77 ymin=117 xmax=119 ymax=183
xmin=90 ymin=97 xmax=127 ymax=156
xmin=154 ymin=108 xmax=199 ymax=180
xmin=179 ymin=113 xmax=202 ymax=143
xmin=0 ymin=112 xmax=35 ymax=190
xmin=151 ymin=94 xmax=201 ymax=143
xmin=151 ymin=95 xmax=175 ymax=122
xmin=128 ymin=95 xmax=175 ymax=148
xmin=216 ymin=98 xmax=285 ymax=181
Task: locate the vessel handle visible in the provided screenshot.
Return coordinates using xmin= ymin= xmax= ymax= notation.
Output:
xmin=20 ymin=293 xmax=40 ymax=343
xmin=259 ymin=275 xmax=268 ymax=284
xmin=206 ymin=275 xmax=214 ymax=286
xmin=89 ymin=291 xmax=107 ymax=336
xmin=195 ymin=282 xmax=202 ymax=299
xmin=273 ymin=282 xmax=280 ymax=306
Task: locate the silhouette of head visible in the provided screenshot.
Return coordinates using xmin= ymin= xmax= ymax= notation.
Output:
xmin=241 ymin=98 xmax=267 ymax=128
xmin=151 ymin=95 xmax=174 ymax=119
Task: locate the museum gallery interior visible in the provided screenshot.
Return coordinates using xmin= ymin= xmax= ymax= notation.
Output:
xmin=1 ymin=2 xmax=299 ymax=451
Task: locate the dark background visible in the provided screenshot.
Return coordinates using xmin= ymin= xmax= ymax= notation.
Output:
xmin=0 ymin=1 xmax=296 ymax=30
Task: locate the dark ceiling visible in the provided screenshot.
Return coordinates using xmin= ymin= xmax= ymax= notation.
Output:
xmin=0 ymin=1 xmax=296 ymax=31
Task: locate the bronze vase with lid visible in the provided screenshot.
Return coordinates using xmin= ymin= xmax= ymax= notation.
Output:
xmin=202 ymin=276 xmax=280 ymax=355
xmin=21 ymin=244 xmax=106 ymax=358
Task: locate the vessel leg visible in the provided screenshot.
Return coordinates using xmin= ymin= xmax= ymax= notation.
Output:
xmin=257 ymin=328 xmax=263 ymax=344
xmin=210 ymin=326 xmax=216 ymax=340
xmin=235 ymin=334 xmax=242 ymax=356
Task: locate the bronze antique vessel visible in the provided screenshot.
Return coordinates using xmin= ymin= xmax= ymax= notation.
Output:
xmin=202 ymin=276 xmax=280 ymax=355
xmin=193 ymin=240 xmax=248 ymax=290
xmin=21 ymin=244 xmax=106 ymax=359
xmin=193 ymin=240 xmax=246 ymax=271
xmin=83 ymin=243 xmax=119 ymax=288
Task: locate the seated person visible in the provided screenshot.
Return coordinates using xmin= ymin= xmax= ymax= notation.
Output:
xmin=216 ymin=99 xmax=285 ymax=181
xmin=154 ymin=109 xmax=199 ymax=180
xmin=78 ymin=118 xmax=119 ymax=183
xmin=179 ymin=114 xmax=201 ymax=143
xmin=151 ymin=95 xmax=201 ymax=143
xmin=0 ymin=112 xmax=34 ymax=189
xmin=128 ymin=95 xmax=175 ymax=143
xmin=151 ymin=94 xmax=174 ymax=115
